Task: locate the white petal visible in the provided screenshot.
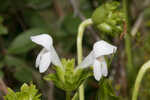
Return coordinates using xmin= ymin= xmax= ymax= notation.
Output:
xmin=35 ymin=48 xmax=47 ymax=68
xmin=101 ymin=59 xmax=108 ymax=77
xmin=77 ymin=51 xmax=95 ymax=69
xmin=39 ymin=52 xmax=51 ymax=73
xmin=93 ymin=40 xmax=117 ymax=58
xmin=93 ymin=59 xmax=102 ymax=81
xmin=50 ymin=46 xmax=62 ymax=67
xmin=31 ymin=34 xmax=53 ymax=50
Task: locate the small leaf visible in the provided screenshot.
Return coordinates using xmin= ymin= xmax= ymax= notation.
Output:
xmin=4 ymin=83 xmax=41 ymax=100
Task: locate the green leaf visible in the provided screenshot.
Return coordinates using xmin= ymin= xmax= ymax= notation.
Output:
xmin=0 ymin=70 xmax=4 ymax=78
xmin=0 ymin=16 xmax=8 ymax=35
xmin=63 ymin=59 xmax=74 ymax=84
xmin=4 ymin=55 xmax=33 ymax=82
xmin=4 ymin=55 xmax=27 ymax=67
xmin=4 ymin=83 xmax=41 ymax=100
xmin=23 ymin=10 xmax=48 ymax=28
xmin=54 ymin=66 xmax=65 ymax=83
xmin=4 ymin=88 xmax=17 ymax=100
xmin=14 ymin=67 xmax=33 ymax=83
xmin=44 ymin=58 xmax=92 ymax=91
xmin=0 ymin=25 xmax=8 ymax=35
xmin=92 ymin=1 xmax=125 ymax=36
xmin=8 ymin=28 xmax=49 ymax=54
xmin=62 ymin=14 xmax=80 ymax=34
xmin=96 ymin=79 xmax=119 ymax=100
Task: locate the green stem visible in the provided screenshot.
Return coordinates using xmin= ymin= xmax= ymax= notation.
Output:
xmin=132 ymin=60 xmax=150 ymax=100
xmin=77 ymin=18 xmax=93 ymax=100
xmin=66 ymin=91 xmax=71 ymax=100
xmin=72 ymin=92 xmax=78 ymax=100
xmin=123 ymin=0 xmax=133 ymax=71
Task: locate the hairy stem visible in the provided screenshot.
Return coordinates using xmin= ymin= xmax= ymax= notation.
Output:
xmin=132 ymin=60 xmax=150 ymax=100
xmin=77 ymin=18 xmax=93 ymax=100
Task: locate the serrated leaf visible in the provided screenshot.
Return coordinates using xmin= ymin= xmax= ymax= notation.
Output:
xmin=8 ymin=28 xmax=49 ymax=54
xmin=64 ymin=59 xmax=74 ymax=84
xmin=4 ymin=83 xmax=41 ymax=100
xmin=44 ymin=59 xmax=92 ymax=91
xmin=44 ymin=73 xmax=64 ymax=90
xmin=54 ymin=66 xmax=65 ymax=83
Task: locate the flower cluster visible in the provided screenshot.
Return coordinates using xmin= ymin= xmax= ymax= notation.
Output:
xmin=31 ymin=34 xmax=117 ymax=81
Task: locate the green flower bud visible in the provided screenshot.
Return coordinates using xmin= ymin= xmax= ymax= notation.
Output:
xmin=92 ymin=1 xmax=125 ymax=36
xmin=97 ymin=23 xmax=112 ymax=33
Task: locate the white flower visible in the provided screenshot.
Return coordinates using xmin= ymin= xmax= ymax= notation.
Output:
xmin=77 ymin=40 xmax=117 ymax=81
xmin=31 ymin=34 xmax=62 ymax=73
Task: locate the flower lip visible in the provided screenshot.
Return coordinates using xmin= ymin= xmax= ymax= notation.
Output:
xmin=31 ymin=34 xmax=53 ymax=50
xmin=93 ymin=40 xmax=117 ymax=58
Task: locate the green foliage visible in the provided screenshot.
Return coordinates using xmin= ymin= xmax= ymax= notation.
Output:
xmin=44 ymin=59 xmax=92 ymax=91
xmin=96 ymin=79 xmax=119 ymax=100
xmin=8 ymin=28 xmax=49 ymax=54
xmin=92 ymin=1 xmax=125 ymax=36
xmin=4 ymin=83 xmax=41 ymax=100
xmin=24 ymin=0 xmax=52 ymax=9
xmin=4 ymin=55 xmax=33 ymax=82
xmin=0 ymin=16 xmax=8 ymax=35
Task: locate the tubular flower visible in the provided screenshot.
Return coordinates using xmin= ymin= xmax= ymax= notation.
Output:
xmin=77 ymin=40 xmax=117 ymax=81
xmin=31 ymin=34 xmax=62 ymax=73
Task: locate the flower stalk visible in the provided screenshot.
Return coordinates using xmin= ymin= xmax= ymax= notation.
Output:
xmin=132 ymin=60 xmax=150 ymax=100
xmin=77 ymin=18 xmax=93 ymax=100
xmin=66 ymin=91 xmax=71 ymax=100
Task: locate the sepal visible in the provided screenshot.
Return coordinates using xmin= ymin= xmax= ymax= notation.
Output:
xmin=44 ymin=59 xmax=93 ymax=91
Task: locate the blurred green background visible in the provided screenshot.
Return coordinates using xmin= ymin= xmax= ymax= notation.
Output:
xmin=0 ymin=0 xmax=150 ymax=100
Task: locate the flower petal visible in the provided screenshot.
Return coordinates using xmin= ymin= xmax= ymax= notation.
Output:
xmin=101 ymin=59 xmax=108 ymax=77
xmin=93 ymin=40 xmax=117 ymax=57
xmin=77 ymin=51 xmax=95 ymax=68
xmin=35 ymin=48 xmax=47 ymax=68
xmin=31 ymin=34 xmax=53 ymax=50
xmin=39 ymin=52 xmax=51 ymax=73
xmin=50 ymin=46 xmax=62 ymax=67
xmin=93 ymin=59 xmax=102 ymax=81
